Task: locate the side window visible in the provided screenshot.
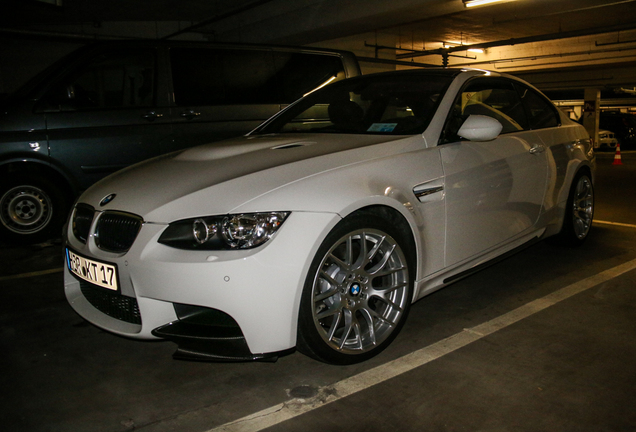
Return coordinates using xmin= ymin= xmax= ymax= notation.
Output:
xmin=271 ymin=52 xmax=346 ymax=103
xmin=515 ymin=84 xmax=560 ymax=129
xmin=170 ymin=48 xmax=347 ymax=106
xmin=441 ymin=78 xmax=529 ymax=143
xmin=170 ymin=48 xmax=278 ymax=106
xmin=41 ymin=50 xmax=156 ymax=111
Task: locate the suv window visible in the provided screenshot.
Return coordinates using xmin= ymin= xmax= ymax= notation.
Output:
xmin=170 ymin=48 xmax=347 ymax=106
xmin=515 ymin=84 xmax=560 ymax=129
xmin=271 ymin=52 xmax=346 ymax=102
xmin=171 ymin=48 xmax=278 ymax=106
xmin=40 ymin=50 xmax=156 ymax=111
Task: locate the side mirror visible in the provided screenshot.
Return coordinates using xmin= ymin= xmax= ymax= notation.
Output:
xmin=457 ymin=115 xmax=503 ymax=141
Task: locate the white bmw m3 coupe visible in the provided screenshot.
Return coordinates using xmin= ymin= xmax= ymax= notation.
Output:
xmin=64 ymin=69 xmax=595 ymax=364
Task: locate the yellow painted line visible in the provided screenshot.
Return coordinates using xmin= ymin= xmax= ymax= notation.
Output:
xmin=0 ymin=267 xmax=63 ymax=282
xmin=594 ymin=220 xmax=636 ymax=229
xmin=207 ymin=258 xmax=636 ymax=432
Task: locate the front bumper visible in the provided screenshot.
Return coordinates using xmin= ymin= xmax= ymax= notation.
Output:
xmin=64 ymin=211 xmax=340 ymax=359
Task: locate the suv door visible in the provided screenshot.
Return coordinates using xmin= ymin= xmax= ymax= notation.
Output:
xmin=41 ymin=47 xmax=172 ymax=190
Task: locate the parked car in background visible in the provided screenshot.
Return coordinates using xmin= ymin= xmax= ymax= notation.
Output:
xmin=598 ymin=129 xmax=618 ymax=150
xmin=599 ymin=111 xmax=636 ymax=150
xmin=0 ymin=41 xmax=360 ymax=243
xmin=64 ymin=69 xmax=595 ymax=365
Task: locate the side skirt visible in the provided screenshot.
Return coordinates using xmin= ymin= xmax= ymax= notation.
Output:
xmin=443 ymin=236 xmax=542 ymax=285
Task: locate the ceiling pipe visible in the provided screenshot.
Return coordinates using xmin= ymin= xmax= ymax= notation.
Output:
xmin=396 ymin=22 xmax=636 ymax=60
xmin=494 ymin=53 xmax=636 ymax=71
xmin=451 ymin=43 xmax=636 ymax=69
xmin=356 ymin=56 xmax=440 ymax=68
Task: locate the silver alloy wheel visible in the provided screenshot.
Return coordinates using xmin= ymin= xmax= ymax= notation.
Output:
xmin=310 ymin=228 xmax=409 ymax=354
xmin=572 ymin=175 xmax=594 ymax=240
xmin=0 ymin=185 xmax=53 ymax=234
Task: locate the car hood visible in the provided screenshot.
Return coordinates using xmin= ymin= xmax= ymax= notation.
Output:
xmin=80 ymin=133 xmax=412 ymax=222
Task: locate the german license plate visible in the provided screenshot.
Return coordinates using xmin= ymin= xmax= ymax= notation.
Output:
xmin=66 ymin=248 xmax=118 ymax=291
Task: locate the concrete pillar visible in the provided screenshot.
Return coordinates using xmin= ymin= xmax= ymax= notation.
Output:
xmin=583 ymin=88 xmax=600 ymax=148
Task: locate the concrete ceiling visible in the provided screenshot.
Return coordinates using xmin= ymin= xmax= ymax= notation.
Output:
xmin=4 ymin=1 xmax=635 ymax=42
xmin=2 ymin=0 xmax=636 ymax=94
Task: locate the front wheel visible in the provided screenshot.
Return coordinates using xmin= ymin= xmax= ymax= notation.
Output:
xmin=0 ymin=176 xmax=68 ymax=244
xmin=550 ymin=171 xmax=594 ymax=247
xmin=297 ymin=213 xmax=414 ymax=364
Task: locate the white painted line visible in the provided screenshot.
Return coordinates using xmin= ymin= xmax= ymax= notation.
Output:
xmin=594 ymin=220 xmax=636 ymax=229
xmin=207 ymin=257 xmax=636 ymax=432
xmin=0 ymin=267 xmax=63 ymax=282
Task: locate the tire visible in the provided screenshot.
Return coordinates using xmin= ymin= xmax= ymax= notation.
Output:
xmin=550 ymin=171 xmax=594 ymax=247
xmin=0 ymin=176 xmax=68 ymax=244
xmin=297 ymin=212 xmax=414 ymax=364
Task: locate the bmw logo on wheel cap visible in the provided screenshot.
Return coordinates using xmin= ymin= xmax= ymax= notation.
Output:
xmin=350 ymin=283 xmax=361 ymax=296
xmin=99 ymin=193 xmax=116 ymax=207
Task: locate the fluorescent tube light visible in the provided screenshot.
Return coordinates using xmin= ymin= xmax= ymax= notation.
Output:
xmin=463 ymin=0 xmax=516 ymax=7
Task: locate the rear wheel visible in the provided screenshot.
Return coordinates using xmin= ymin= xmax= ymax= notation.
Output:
xmin=551 ymin=171 xmax=594 ymax=247
xmin=0 ymin=176 xmax=68 ymax=244
xmin=297 ymin=213 xmax=414 ymax=364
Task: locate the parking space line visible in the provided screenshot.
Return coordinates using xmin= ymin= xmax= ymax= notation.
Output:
xmin=594 ymin=220 xmax=636 ymax=229
xmin=207 ymin=257 xmax=636 ymax=432
xmin=0 ymin=267 xmax=63 ymax=282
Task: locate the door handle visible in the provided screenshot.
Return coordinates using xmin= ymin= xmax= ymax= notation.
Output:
xmin=142 ymin=111 xmax=163 ymax=121
xmin=180 ymin=110 xmax=202 ymax=120
xmin=529 ymin=144 xmax=545 ymax=154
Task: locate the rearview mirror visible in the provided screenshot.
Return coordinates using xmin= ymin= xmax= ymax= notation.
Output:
xmin=457 ymin=115 xmax=503 ymax=141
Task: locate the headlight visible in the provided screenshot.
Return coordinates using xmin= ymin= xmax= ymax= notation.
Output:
xmin=158 ymin=212 xmax=289 ymax=250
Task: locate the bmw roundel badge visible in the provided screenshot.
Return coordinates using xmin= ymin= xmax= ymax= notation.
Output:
xmin=100 ymin=193 xmax=117 ymax=207
xmin=350 ymin=283 xmax=361 ymax=296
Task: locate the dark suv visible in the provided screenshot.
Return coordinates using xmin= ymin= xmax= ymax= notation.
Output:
xmin=0 ymin=41 xmax=360 ymax=243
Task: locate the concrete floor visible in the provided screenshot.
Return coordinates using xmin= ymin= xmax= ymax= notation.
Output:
xmin=1 ymin=152 xmax=635 ymax=432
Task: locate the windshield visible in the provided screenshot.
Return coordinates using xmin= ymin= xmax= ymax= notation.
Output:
xmin=254 ymin=73 xmax=454 ymax=135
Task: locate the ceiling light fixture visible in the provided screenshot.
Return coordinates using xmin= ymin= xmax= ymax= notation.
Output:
xmin=463 ymin=0 xmax=516 ymax=8
xmin=442 ymin=41 xmax=485 ymax=54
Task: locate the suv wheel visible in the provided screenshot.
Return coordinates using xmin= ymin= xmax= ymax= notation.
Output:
xmin=0 ymin=176 xmax=68 ymax=244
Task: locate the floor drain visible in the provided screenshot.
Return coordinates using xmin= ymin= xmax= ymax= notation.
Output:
xmin=289 ymin=385 xmax=318 ymax=399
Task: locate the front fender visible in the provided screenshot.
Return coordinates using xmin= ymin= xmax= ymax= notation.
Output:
xmin=233 ymin=146 xmax=447 ymax=286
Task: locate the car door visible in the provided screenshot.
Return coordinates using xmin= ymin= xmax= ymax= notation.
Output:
xmin=439 ymin=77 xmax=549 ymax=267
xmin=42 ymin=47 xmax=173 ymax=190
